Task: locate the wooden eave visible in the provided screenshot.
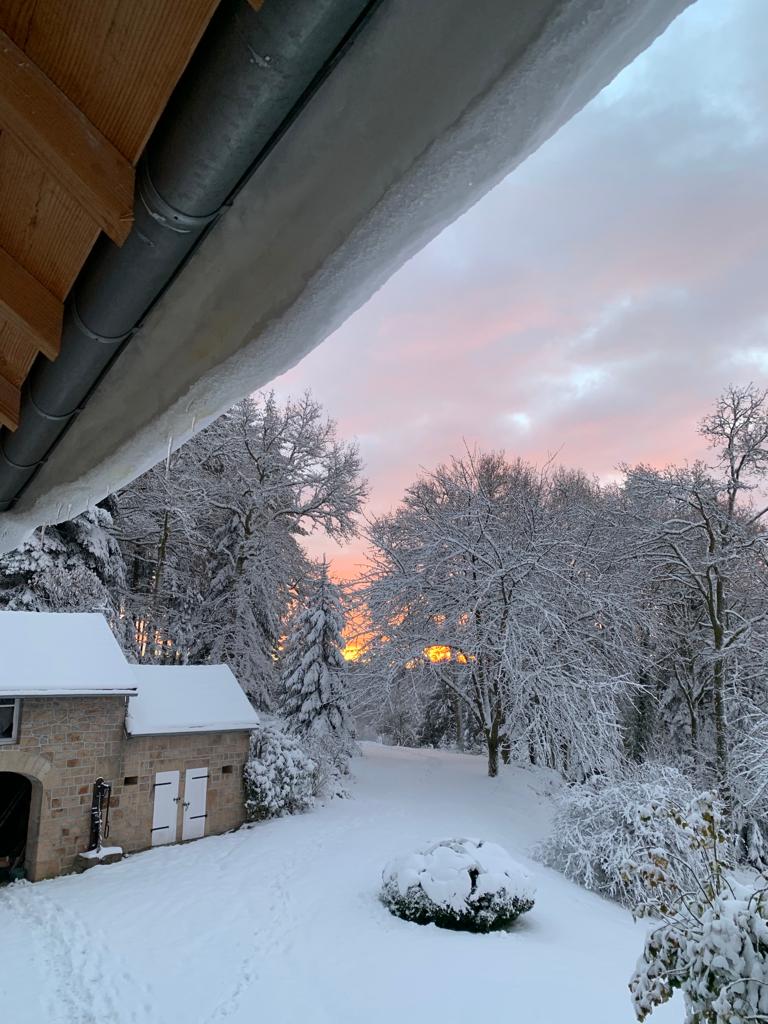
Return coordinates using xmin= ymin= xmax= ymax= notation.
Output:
xmin=0 ymin=0 xmax=221 ymax=431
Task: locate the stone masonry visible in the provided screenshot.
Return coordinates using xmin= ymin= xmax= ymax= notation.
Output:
xmin=115 ymin=730 xmax=250 ymax=856
xmin=0 ymin=696 xmax=251 ymax=880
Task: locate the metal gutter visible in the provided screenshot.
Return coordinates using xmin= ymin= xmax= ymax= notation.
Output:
xmin=0 ymin=0 xmax=376 ymax=511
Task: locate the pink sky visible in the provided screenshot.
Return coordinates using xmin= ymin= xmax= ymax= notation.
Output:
xmin=275 ymin=0 xmax=768 ymax=582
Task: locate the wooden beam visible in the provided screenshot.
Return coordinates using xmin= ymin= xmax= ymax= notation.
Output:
xmin=0 ymin=371 xmax=20 ymax=431
xmin=0 ymin=30 xmax=134 ymax=246
xmin=0 ymin=245 xmax=62 ymax=361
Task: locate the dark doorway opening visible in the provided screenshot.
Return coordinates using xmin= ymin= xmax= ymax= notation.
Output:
xmin=0 ymin=773 xmax=32 ymax=881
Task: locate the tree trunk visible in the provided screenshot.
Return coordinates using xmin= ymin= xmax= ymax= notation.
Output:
xmin=712 ymin=572 xmax=731 ymax=821
xmin=689 ymin=698 xmax=698 ymax=756
xmin=712 ymin=654 xmax=731 ymax=818
xmin=485 ymin=717 xmax=500 ymax=777
xmin=453 ymin=695 xmax=464 ymax=752
xmin=153 ymin=510 xmax=170 ymax=598
xmin=629 ymin=690 xmax=652 ymax=762
xmin=486 ymin=733 xmax=499 ymax=777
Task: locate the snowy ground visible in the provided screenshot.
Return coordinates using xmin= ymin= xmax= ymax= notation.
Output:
xmin=0 ymin=743 xmax=682 ymax=1024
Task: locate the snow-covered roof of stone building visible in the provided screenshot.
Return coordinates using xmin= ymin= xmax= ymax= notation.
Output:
xmin=126 ymin=665 xmax=259 ymax=736
xmin=0 ymin=611 xmax=138 ymax=696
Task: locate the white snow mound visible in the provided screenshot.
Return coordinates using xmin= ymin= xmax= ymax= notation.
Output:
xmin=384 ymin=837 xmax=535 ymax=914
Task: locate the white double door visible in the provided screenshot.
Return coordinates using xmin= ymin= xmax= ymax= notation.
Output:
xmin=151 ymin=767 xmax=209 ymax=846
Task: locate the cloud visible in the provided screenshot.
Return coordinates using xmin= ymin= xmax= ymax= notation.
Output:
xmin=503 ymin=412 xmax=532 ymax=433
xmin=275 ymin=0 xmax=768 ymax=576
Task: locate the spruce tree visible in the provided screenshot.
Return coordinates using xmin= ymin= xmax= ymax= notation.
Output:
xmin=0 ymin=503 xmax=125 ymax=621
xmin=281 ymin=561 xmax=354 ymax=753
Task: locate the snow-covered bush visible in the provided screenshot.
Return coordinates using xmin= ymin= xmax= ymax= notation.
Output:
xmin=537 ymin=763 xmax=719 ymax=907
xmin=303 ymin=730 xmax=357 ymax=798
xmin=629 ymin=795 xmax=768 ymax=1023
xmin=243 ymin=724 xmax=317 ymax=821
xmin=632 ymin=881 xmax=768 ymax=1023
xmin=381 ymin=838 xmax=535 ymax=932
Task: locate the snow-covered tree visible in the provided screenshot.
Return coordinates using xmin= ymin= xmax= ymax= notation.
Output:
xmin=622 ymin=385 xmax=768 ymax=817
xmin=359 ymin=452 xmax=630 ymax=777
xmin=193 ymin=512 xmax=297 ymax=704
xmin=116 ymin=392 xmax=367 ymax=701
xmin=0 ymin=502 xmax=126 ymax=625
xmin=281 ymin=560 xmax=355 ymax=772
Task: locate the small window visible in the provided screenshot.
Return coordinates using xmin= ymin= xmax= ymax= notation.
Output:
xmin=0 ymin=699 xmax=19 ymax=745
xmin=221 ymin=765 xmax=234 ymax=775
xmin=123 ymin=776 xmax=139 ymax=786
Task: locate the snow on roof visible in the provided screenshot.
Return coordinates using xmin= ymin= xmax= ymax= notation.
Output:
xmin=0 ymin=612 xmax=137 ymax=696
xmin=126 ymin=664 xmax=259 ymax=736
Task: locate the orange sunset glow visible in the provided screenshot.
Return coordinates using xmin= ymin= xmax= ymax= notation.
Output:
xmin=342 ymin=637 xmax=469 ymax=665
xmin=341 ymin=635 xmax=369 ymax=662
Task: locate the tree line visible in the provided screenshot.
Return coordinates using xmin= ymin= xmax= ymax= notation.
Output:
xmin=351 ymin=384 xmax=768 ymax=852
xmin=0 ymin=392 xmax=366 ymax=713
xmin=2 ymin=382 xmax=767 ymax=851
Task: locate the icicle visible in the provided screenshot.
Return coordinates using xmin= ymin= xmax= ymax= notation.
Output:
xmin=165 ymin=434 xmax=174 ymax=477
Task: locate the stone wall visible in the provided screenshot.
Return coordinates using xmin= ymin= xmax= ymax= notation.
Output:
xmin=112 ymin=730 xmax=250 ymax=854
xmin=0 ymin=695 xmax=126 ymax=879
xmin=0 ymin=696 xmax=251 ymax=880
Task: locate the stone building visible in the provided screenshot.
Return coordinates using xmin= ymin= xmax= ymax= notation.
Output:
xmin=0 ymin=612 xmax=259 ymax=880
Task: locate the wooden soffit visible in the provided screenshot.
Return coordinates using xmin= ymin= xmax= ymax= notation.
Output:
xmin=0 ymin=0 xmax=221 ymax=431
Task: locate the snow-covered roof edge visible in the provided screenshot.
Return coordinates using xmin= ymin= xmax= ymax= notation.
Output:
xmin=6 ymin=687 xmax=136 ymax=697
xmin=127 ymin=721 xmax=258 ymax=736
xmin=125 ymin=664 xmax=259 ymax=737
xmin=0 ymin=0 xmax=691 ymax=554
xmin=0 ymin=611 xmax=138 ymax=697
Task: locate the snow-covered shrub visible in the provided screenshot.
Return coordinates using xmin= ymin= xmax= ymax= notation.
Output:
xmin=629 ymin=795 xmax=768 ymax=1023
xmin=632 ymin=882 xmax=768 ymax=1023
xmin=381 ymin=838 xmax=535 ymax=932
xmin=303 ymin=730 xmax=357 ymax=798
xmin=537 ymin=763 xmax=720 ymax=907
xmin=243 ymin=725 xmax=317 ymax=821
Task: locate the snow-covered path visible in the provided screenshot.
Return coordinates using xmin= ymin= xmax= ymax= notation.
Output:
xmin=0 ymin=744 xmax=681 ymax=1024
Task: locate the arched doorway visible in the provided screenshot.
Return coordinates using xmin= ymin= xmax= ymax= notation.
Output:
xmin=0 ymin=773 xmax=32 ymax=882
